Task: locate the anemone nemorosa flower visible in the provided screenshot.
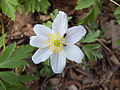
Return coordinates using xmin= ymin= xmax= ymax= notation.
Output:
xmin=30 ymin=11 xmax=86 ymax=73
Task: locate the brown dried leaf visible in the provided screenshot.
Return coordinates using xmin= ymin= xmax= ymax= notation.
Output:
xmin=110 ymin=55 xmax=120 ymax=66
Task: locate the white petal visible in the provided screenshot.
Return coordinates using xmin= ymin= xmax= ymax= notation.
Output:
xmin=52 ymin=11 xmax=68 ymax=36
xmin=66 ymin=25 xmax=86 ymax=44
xmin=50 ymin=50 xmax=66 ymax=73
xmin=32 ymin=47 xmax=52 ymax=64
xmin=30 ymin=36 xmax=48 ymax=48
xmin=34 ymin=24 xmax=52 ymax=37
xmin=63 ymin=45 xmax=84 ymax=63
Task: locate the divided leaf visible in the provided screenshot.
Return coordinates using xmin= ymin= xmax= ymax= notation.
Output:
xmin=77 ymin=3 xmax=100 ymax=25
xmin=75 ymin=0 xmax=95 ymax=10
xmin=44 ymin=9 xmax=72 ymax=28
xmin=0 ymin=71 xmax=37 ymax=89
xmin=19 ymin=75 xmax=38 ymax=83
xmin=0 ymin=44 xmax=34 ymax=68
xmin=24 ymin=0 xmax=50 ymax=14
xmin=0 ymin=71 xmax=22 ymax=86
xmin=81 ymin=30 xmax=100 ymax=43
xmin=50 ymin=9 xmax=59 ymax=21
xmin=114 ymin=7 xmax=120 ymax=24
xmin=43 ymin=21 xmax=52 ymax=28
xmin=39 ymin=66 xmax=53 ymax=77
xmin=1 ymin=0 xmax=19 ymax=20
xmin=82 ymin=44 xmax=103 ymax=61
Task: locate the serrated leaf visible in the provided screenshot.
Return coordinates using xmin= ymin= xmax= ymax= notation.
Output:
xmin=82 ymin=46 xmax=94 ymax=60
xmin=38 ymin=0 xmax=50 ymax=14
xmin=1 ymin=0 xmax=18 ymax=20
xmin=0 ymin=80 xmax=6 ymax=90
xmin=0 ymin=34 xmax=6 ymax=48
xmin=24 ymin=0 xmax=50 ymax=15
xmin=24 ymin=0 xmax=35 ymax=14
xmin=5 ymin=83 xmax=28 ymax=90
xmin=8 ymin=0 xmax=18 ymax=5
xmin=81 ymin=30 xmax=100 ymax=43
xmin=82 ymin=44 xmax=103 ymax=61
xmin=0 ymin=44 xmax=34 ymax=68
xmin=0 ymin=59 xmax=28 ymax=68
xmin=77 ymin=4 xmax=99 ymax=25
xmin=75 ymin=0 xmax=95 ymax=10
xmin=50 ymin=13 xmax=55 ymax=21
xmin=43 ymin=21 xmax=52 ymax=28
xmin=114 ymin=7 xmax=120 ymax=15
xmin=83 ymin=44 xmax=100 ymax=49
xmin=0 ymin=71 xmax=22 ymax=86
xmin=50 ymin=9 xmax=59 ymax=21
xmin=11 ymin=44 xmax=34 ymax=60
xmin=0 ymin=43 xmax=16 ymax=63
xmin=6 ymin=86 xmax=28 ymax=90
xmin=114 ymin=7 xmax=120 ymax=24
xmin=19 ymin=75 xmax=38 ymax=83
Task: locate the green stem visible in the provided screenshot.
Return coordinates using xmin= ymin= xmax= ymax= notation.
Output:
xmin=110 ymin=0 xmax=120 ymax=7
xmin=1 ymin=17 xmax=6 ymax=51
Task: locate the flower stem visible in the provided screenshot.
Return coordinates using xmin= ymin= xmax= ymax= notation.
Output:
xmin=110 ymin=0 xmax=120 ymax=7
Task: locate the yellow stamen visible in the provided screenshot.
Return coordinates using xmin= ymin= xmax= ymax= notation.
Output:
xmin=46 ymin=32 xmax=66 ymax=53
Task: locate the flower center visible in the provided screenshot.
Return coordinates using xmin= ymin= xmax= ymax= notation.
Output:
xmin=46 ymin=32 xmax=66 ymax=53
xmin=54 ymin=40 xmax=60 ymax=47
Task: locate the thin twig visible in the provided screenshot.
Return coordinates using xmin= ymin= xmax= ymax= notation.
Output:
xmin=110 ymin=0 xmax=120 ymax=7
xmin=97 ymin=39 xmax=113 ymax=54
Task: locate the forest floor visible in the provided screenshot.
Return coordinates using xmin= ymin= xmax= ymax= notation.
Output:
xmin=1 ymin=0 xmax=120 ymax=90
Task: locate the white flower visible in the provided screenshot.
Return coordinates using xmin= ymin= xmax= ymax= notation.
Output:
xmin=30 ymin=11 xmax=86 ymax=73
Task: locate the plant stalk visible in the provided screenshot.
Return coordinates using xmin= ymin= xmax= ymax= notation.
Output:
xmin=110 ymin=0 xmax=120 ymax=7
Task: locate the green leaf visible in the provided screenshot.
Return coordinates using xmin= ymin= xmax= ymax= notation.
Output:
xmin=43 ymin=21 xmax=52 ymax=28
xmin=6 ymin=86 xmax=28 ymax=90
xmin=50 ymin=9 xmax=59 ymax=21
xmin=1 ymin=0 xmax=18 ymax=20
xmin=0 ymin=44 xmax=34 ymax=68
xmin=24 ymin=0 xmax=50 ymax=15
xmin=5 ymin=83 xmax=28 ymax=90
xmin=75 ymin=0 xmax=95 ymax=10
xmin=19 ymin=75 xmax=38 ymax=83
xmin=84 ymin=44 xmax=100 ymax=49
xmin=0 ymin=43 xmax=16 ymax=63
xmin=24 ymin=0 xmax=35 ymax=14
xmin=82 ymin=44 xmax=103 ymax=61
xmin=50 ymin=9 xmax=72 ymax=21
xmin=11 ymin=44 xmax=34 ymax=60
xmin=77 ymin=4 xmax=100 ymax=25
xmin=68 ymin=16 xmax=72 ymax=21
xmin=0 ymin=34 xmax=6 ymax=48
xmin=8 ymin=0 xmax=19 ymax=5
xmin=40 ymin=66 xmax=53 ymax=77
xmin=114 ymin=7 xmax=120 ymax=15
xmin=0 ymin=71 xmax=22 ymax=86
xmin=0 ymin=59 xmax=28 ymax=68
xmin=82 ymin=45 xmax=94 ymax=61
xmin=114 ymin=7 xmax=120 ymax=24
xmin=81 ymin=30 xmax=100 ymax=43
xmin=116 ymin=39 xmax=120 ymax=46
xmin=0 ymin=80 xmax=6 ymax=90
